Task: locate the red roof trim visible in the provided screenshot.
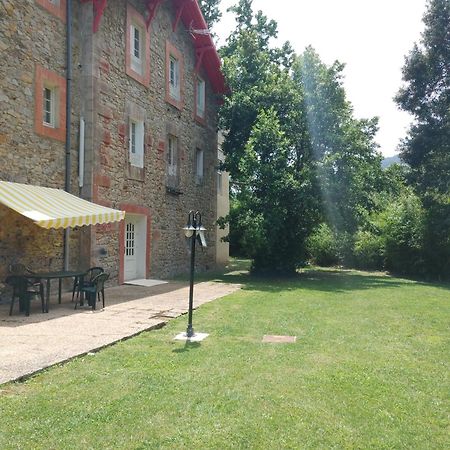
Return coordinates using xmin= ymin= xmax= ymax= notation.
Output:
xmin=173 ymin=0 xmax=226 ymax=94
xmin=81 ymin=0 xmax=227 ymax=94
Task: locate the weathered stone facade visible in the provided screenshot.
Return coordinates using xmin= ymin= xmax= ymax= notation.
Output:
xmin=0 ymin=0 xmax=223 ymax=292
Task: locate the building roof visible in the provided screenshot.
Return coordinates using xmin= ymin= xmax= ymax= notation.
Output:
xmin=172 ymin=0 xmax=227 ymax=95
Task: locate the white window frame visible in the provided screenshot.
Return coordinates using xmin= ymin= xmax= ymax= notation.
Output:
xmin=48 ymin=0 xmax=60 ymax=5
xmin=129 ymin=119 xmax=144 ymax=168
xmin=130 ymin=23 xmax=143 ymax=75
xmin=43 ymin=86 xmax=56 ymax=128
xmin=168 ymin=135 xmax=178 ymax=177
xmin=196 ymin=77 xmax=205 ymax=118
xmin=169 ymin=56 xmax=180 ymax=100
xmin=195 ymin=148 xmax=204 ymax=184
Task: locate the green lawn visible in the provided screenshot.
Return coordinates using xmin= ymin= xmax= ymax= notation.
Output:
xmin=1 ymin=263 xmax=449 ymax=449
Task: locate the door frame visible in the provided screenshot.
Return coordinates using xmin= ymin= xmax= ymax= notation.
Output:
xmin=119 ymin=204 xmax=152 ymax=284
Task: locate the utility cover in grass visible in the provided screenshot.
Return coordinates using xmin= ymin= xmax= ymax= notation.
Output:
xmin=262 ymin=335 xmax=297 ymax=343
xmin=174 ymin=332 xmax=209 ymax=342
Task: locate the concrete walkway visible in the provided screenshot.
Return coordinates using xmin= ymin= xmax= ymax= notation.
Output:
xmin=0 ymin=280 xmax=240 ymax=384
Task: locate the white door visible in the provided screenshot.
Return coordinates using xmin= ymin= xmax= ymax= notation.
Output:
xmin=124 ymin=214 xmax=146 ymax=281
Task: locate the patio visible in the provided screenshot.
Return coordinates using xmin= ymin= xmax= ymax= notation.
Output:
xmin=0 ymin=280 xmax=240 ymax=384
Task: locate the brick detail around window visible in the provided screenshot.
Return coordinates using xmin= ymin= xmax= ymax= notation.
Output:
xmin=34 ymin=64 xmax=66 ymax=142
xmin=35 ymin=0 xmax=67 ymax=22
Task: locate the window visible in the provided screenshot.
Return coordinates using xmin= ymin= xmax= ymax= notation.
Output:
xmin=130 ymin=24 xmax=143 ymax=74
xmin=126 ymin=4 xmax=150 ymax=86
xmin=129 ymin=119 xmax=144 ymax=168
xmin=43 ymin=87 xmax=56 ymax=127
xmin=169 ymin=56 xmax=180 ymax=100
xmin=167 ymin=135 xmax=179 ymax=188
xmin=195 ymin=149 xmax=204 ymax=184
xmin=217 ymin=170 xmax=223 ymax=195
xmin=165 ymin=41 xmax=184 ymax=109
xmin=196 ymin=77 xmax=205 ymax=119
xmin=168 ymin=136 xmax=177 ymax=176
xmin=35 ymin=64 xmax=66 ymax=141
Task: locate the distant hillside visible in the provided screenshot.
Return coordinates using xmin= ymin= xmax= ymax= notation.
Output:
xmin=382 ymin=155 xmax=401 ymax=168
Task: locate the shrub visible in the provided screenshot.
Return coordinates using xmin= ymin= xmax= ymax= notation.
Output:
xmin=353 ymin=230 xmax=384 ymax=270
xmin=383 ymin=192 xmax=426 ymax=275
xmin=306 ymin=223 xmax=339 ymax=266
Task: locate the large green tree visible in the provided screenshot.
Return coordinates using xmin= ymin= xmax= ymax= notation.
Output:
xmin=396 ymin=0 xmax=450 ymax=194
xmin=219 ymin=0 xmax=319 ymax=274
xmin=396 ymin=0 xmax=450 ymax=278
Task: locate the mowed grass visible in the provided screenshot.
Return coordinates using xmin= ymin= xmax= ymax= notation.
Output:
xmin=0 ymin=263 xmax=449 ymax=449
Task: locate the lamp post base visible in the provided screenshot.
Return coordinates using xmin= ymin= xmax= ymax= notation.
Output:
xmin=174 ymin=332 xmax=209 ymax=342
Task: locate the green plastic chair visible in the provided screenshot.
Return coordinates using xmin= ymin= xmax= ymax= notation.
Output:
xmin=6 ymin=275 xmax=45 ymax=316
xmin=76 ymin=272 xmax=109 ymax=310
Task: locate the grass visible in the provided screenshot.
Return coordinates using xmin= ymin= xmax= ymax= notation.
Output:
xmin=0 ymin=261 xmax=449 ymax=449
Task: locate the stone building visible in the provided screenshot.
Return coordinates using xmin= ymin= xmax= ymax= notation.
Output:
xmin=0 ymin=0 xmax=226 ymax=288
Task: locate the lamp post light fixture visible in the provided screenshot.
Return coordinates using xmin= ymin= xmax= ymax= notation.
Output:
xmin=181 ymin=210 xmax=207 ymax=339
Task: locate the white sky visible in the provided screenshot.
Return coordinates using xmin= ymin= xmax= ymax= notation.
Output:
xmin=214 ymin=0 xmax=427 ymax=157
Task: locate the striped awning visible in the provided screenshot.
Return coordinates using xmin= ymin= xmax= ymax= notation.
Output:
xmin=0 ymin=181 xmax=125 ymax=229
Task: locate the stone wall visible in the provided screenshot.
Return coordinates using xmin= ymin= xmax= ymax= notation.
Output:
xmin=0 ymin=0 xmax=81 ymax=295
xmin=88 ymin=0 xmax=219 ymax=279
xmin=0 ymin=0 xmax=220 ymax=289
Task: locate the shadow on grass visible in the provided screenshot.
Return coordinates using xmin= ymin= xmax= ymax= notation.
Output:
xmin=190 ymin=259 xmax=450 ymax=294
xmin=172 ymin=341 xmax=202 ymax=353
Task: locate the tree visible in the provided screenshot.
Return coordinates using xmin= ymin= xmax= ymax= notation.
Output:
xmin=219 ymin=0 xmax=320 ymax=274
xmin=293 ymin=48 xmax=383 ymax=262
xmin=396 ymin=0 xmax=450 ymax=195
xmin=396 ymin=0 xmax=450 ymax=279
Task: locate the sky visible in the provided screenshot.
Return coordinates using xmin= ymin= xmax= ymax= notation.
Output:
xmin=213 ymin=0 xmax=427 ymax=157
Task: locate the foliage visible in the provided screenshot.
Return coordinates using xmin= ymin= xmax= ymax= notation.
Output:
xmin=1 ymin=268 xmax=449 ymax=449
xmin=197 ymin=0 xmax=222 ymax=30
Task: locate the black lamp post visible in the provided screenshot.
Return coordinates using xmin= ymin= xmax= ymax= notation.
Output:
xmin=183 ymin=210 xmax=206 ymax=338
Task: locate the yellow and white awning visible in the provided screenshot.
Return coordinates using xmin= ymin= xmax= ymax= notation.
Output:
xmin=0 ymin=181 xmax=125 ymax=229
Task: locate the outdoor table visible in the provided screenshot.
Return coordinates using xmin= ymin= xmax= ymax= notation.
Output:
xmin=28 ymin=270 xmax=87 ymax=313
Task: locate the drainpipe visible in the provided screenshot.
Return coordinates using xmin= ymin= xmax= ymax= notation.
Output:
xmin=63 ymin=0 xmax=73 ymax=271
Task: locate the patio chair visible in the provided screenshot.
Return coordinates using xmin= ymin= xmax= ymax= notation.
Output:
xmin=9 ymin=263 xmax=44 ymax=292
xmin=71 ymin=266 xmax=104 ymax=302
xmin=76 ymin=272 xmax=109 ymax=310
xmin=6 ymin=275 xmax=45 ymax=316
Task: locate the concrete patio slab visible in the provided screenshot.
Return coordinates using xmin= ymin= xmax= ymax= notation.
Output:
xmin=0 ymin=280 xmax=240 ymax=384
